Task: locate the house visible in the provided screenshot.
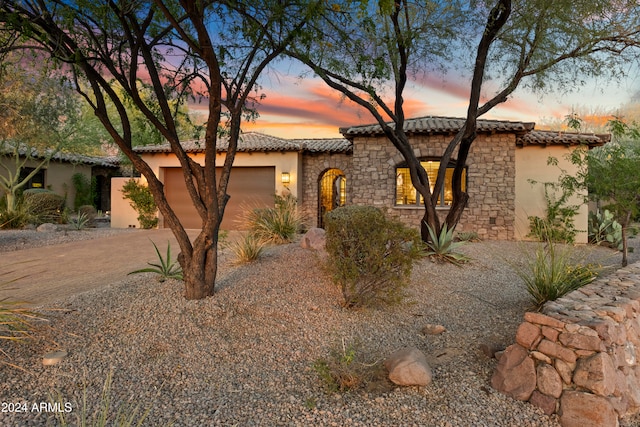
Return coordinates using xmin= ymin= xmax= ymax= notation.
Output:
xmin=111 ymin=116 xmax=608 ymax=242
xmin=0 ymin=147 xmax=120 ymax=212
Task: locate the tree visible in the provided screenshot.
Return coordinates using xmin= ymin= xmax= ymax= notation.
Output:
xmin=587 ymin=118 xmax=640 ymax=266
xmin=0 ymin=54 xmax=101 ymax=212
xmin=0 ymin=0 xmax=317 ymax=299
xmin=286 ymin=0 xmax=640 ymax=241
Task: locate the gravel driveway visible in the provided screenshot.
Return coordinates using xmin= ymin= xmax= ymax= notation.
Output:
xmin=1 ymin=229 xmax=640 ymax=426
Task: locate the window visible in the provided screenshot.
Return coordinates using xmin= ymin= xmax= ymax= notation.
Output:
xmin=395 ymin=160 xmax=466 ymax=207
xmin=19 ymin=167 xmax=45 ymax=189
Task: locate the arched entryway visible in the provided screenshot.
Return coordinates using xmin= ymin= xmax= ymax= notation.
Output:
xmin=318 ymin=168 xmax=346 ymax=227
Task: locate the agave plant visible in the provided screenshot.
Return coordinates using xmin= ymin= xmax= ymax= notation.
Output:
xmin=423 ymin=222 xmax=470 ymax=266
xmin=69 ymin=211 xmax=91 ymax=230
xmin=129 ymin=240 xmax=183 ymax=281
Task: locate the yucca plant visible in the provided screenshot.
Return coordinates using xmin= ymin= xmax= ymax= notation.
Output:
xmin=243 ymin=194 xmax=305 ymax=244
xmin=516 ymin=241 xmax=599 ymax=309
xmin=423 ymin=223 xmax=470 ymax=265
xmin=129 ymin=240 xmax=183 ymax=281
xmin=229 ymin=233 xmax=266 ymax=264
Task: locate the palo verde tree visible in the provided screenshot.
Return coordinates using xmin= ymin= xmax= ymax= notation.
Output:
xmin=0 ymin=53 xmax=102 ymax=212
xmin=286 ymin=0 xmax=640 ymax=241
xmin=0 ymin=0 xmax=318 ymax=299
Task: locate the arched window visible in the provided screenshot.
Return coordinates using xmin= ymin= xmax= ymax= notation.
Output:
xmin=395 ymin=159 xmax=466 ymax=207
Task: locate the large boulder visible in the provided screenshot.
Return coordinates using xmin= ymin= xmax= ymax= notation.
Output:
xmin=384 ymin=347 xmax=432 ymax=387
xmin=491 ymin=343 xmax=537 ymax=401
xmin=36 ymin=223 xmax=58 ymax=232
xmin=300 ymin=227 xmax=326 ymax=250
xmin=559 ymin=391 xmax=619 ymax=427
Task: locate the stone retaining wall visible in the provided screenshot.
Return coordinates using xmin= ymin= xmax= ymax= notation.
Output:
xmin=491 ymin=262 xmax=640 ymax=426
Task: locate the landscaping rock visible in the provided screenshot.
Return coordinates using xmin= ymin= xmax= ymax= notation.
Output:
xmin=490 ymin=343 xmax=536 ymax=401
xmin=573 ymin=352 xmax=618 ymax=397
xmin=36 ymin=223 xmax=58 ymax=232
xmin=42 ymin=350 xmax=67 ymax=366
xmin=559 ymin=391 xmax=619 ymax=427
xmin=479 ymin=342 xmax=504 ymax=359
xmin=300 ymin=227 xmax=326 ymax=250
xmin=384 ymin=347 xmax=432 ymax=387
xmin=537 ymin=363 xmax=563 ymax=399
xmin=421 ymin=324 xmax=446 ymax=335
xmin=529 ymin=390 xmax=557 ymax=416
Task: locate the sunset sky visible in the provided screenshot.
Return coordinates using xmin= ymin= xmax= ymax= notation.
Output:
xmin=189 ymin=64 xmax=639 ymax=139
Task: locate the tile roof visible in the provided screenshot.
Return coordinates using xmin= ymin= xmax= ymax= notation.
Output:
xmin=516 ymin=130 xmax=610 ymax=147
xmin=1 ymin=144 xmax=119 ymax=167
xmin=339 ymin=116 xmax=536 ymax=137
xmin=134 ymin=132 xmax=352 ymax=154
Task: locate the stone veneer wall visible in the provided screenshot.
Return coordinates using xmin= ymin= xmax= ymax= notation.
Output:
xmin=299 ymin=152 xmax=352 ymax=228
xmin=492 ymin=262 xmax=640 ymax=426
xmin=349 ymin=133 xmax=516 ymax=240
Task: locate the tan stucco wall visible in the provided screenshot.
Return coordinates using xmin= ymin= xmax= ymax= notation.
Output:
xmin=0 ymin=156 xmax=92 ymax=210
xmin=110 ymin=177 xmax=141 ymax=228
xmin=110 ymin=151 xmax=300 ymax=229
xmin=515 ymin=145 xmax=588 ymax=243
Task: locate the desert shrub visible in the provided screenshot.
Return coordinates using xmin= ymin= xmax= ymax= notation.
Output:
xmin=229 ymin=233 xmax=266 ymax=264
xmin=515 ymin=241 xmax=600 ymax=309
xmin=0 ymin=197 xmax=31 ymax=229
xmin=23 ymin=189 xmax=65 ymax=224
xmin=312 ymin=338 xmax=385 ymax=394
xmin=324 ymin=205 xmax=420 ymax=308
xmin=423 ymin=223 xmax=471 ymax=265
xmin=243 ymin=194 xmax=305 ymax=243
xmin=527 ymin=182 xmax=578 ymax=244
xmin=78 ymin=205 xmax=97 ymax=224
xmin=121 ymin=179 xmax=158 ymax=229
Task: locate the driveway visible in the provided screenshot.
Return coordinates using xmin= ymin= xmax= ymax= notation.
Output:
xmin=0 ymin=229 xmax=197 ymax=307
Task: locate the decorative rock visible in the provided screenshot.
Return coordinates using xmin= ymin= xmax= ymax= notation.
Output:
xmin=36 ymin=223 xmax=58 ymax=232
xmin=530 ymin=351 xmax=552 ymax=364
xmin=43 ymin=350 xmax=67 ymax=366
xmin=541 ymin=325 xmax=560 ymax=342
xmin=516 ymin=322 xmax=541 ymax=349
xmin=490 ymin=344 xmax=536 ymax=401
xmin=559 ymin=330 xmax=605 ymax=352
xmin=555 ymin=358 xmax=575 ymax=384
xmin=573 ymin=353 xmax=617 ymax=397
xmin=559 ymin=391 xmax=619 ymax=427
xmin=529 ymin=390 xmax=557 ymax=416
xmin=537 ymin=363 xmax=563 ymax=398
xmin=300 ymin=228 xmax=326 ymax=250
xmin=421 ymin=324 xmax=446 ymax=335
xmin=384 ymin=347 xmax=432 ymax=387
xmin=537 ymin=339 xmax=577 ymax=364
xmin=524 ymin=312 xmax=565 ymax=329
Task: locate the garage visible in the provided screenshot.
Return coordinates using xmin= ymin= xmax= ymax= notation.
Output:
xmin=163 ymin=166 xmax=276 ymax=230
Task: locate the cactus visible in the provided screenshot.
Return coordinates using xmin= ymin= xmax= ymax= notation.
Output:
xmin=589 ymin=209 xmax=623 ymax=251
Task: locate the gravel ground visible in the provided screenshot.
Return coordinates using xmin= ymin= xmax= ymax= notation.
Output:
xmin=0 ymin=227 xmax=136 ymax=253
xmin=2 ymin=232 xmax=640 ymax=426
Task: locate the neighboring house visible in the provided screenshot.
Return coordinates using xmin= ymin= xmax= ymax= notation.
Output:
xmin=0 ymin=148 xmax=120 ymax=212
xmin=111 ymin=116 xmax=608 ymax=242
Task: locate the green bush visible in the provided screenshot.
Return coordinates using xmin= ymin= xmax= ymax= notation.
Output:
xmin=243 ymin=194 xmax=305 ymax=243
xmin=515 ymin=241 xmax=599 ymax=309
xmin=324 ymin=205 xmax=420 ymax=308
xmin=23 ymin=189 xmax=65 ymax=224
xmin=121 ymin=179 xmax=158 ymax=229
xmin=589 ymin=209 xmax=623 ymax=250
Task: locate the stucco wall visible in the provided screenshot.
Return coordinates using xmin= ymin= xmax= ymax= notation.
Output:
xmin=0 ymin=156 xmax=92 ymax=210
xmin=348 ymin=133 xmax=517 ymax=240
xmin=515 ymin=145 xmax=588 ymax=243
xmin=111 ymin=151 xmax=300 ymax=229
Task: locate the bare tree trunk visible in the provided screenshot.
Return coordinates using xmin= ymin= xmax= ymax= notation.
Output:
xmin=621 ymin=211 xmax=632 ymax=267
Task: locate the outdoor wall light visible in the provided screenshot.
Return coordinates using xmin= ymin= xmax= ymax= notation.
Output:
xmin=281 ymin=172 xmax=290 ymax=184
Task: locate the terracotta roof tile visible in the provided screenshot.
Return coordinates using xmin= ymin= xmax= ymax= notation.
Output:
xmin=517 ymin=130 xmax=610 ymax=147
xmin=134 ymin=132 xmax=351 ymax=154
xmin=339 ymin=116 xmax=535 ymax=136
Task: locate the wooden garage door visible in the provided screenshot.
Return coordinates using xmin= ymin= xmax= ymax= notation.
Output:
xmin=163 ymin=167 xmax=275 ymax=230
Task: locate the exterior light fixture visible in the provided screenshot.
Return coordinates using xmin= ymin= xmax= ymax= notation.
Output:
xmin=281 ymin=172 xmax=290 ymax=184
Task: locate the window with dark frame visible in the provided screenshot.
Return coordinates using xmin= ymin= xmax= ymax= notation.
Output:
xmin=395 ymin=160 xmax=466 ymax=207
